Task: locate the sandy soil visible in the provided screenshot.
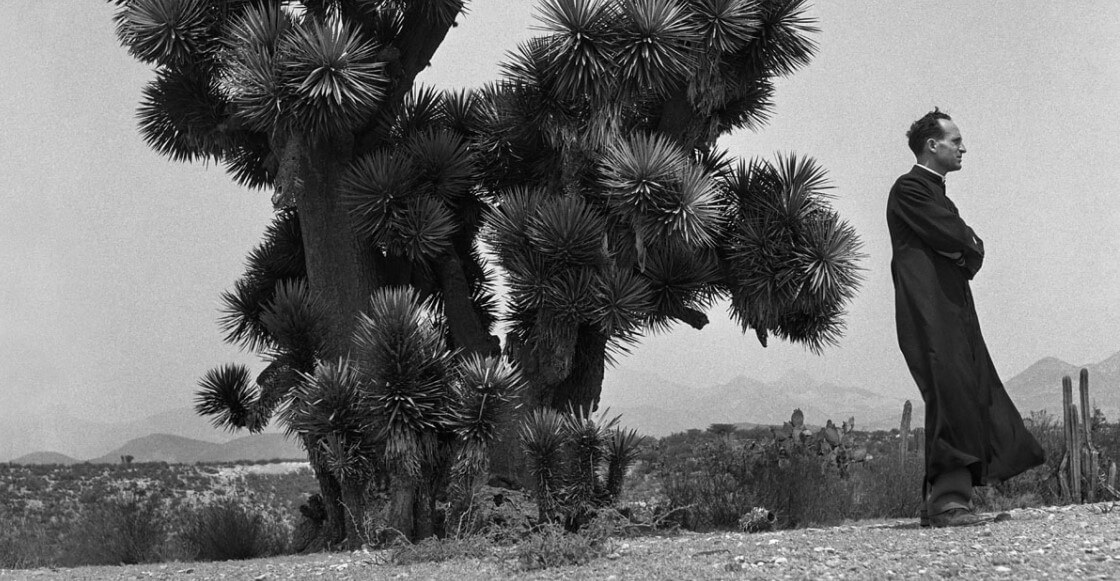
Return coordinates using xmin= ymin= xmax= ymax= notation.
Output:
xmin=5 ymin=502 xmax=1118 ymax=580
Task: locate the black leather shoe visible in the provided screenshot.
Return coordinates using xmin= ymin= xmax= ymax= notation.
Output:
xmin=928 ymin=508 xmax=992 ymax=528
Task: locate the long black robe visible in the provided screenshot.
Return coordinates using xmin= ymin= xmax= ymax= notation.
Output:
xmin=887 ymin=166 xmax=1044 ymax=487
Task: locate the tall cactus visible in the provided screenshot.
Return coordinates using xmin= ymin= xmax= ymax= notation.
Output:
xmin=899 ymin=400 xmax=912 ymax=464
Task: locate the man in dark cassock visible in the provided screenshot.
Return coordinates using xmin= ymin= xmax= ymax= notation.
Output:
xmin=887 ymin=109 xmax=1044 ymax=528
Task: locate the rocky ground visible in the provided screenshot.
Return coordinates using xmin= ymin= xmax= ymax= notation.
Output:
xmin=4 ymin=502 xmax=1119 ymax=580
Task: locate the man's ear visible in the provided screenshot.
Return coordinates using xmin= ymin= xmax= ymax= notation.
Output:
xmin=926 ymin=137 xmax=938 ymax=152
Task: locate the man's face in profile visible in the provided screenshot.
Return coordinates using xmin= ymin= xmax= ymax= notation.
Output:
xmin=930 ymin=119 xmax=966 ymax=174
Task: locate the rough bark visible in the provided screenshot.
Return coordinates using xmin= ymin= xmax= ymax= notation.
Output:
xmin=310 ymin=461 xmax=346 ymax=547
xmin=385 ymin=479 xmax=416 ymax=541
xmin=339 ymin=480 xmax=368 ymax=549
xmin=434 ymin=252 xmax=499 ymax=356
xmin=277 ymin=132 xmax=381 ymax=359
xmin=548 ymin=324 xmax=609 ymax=414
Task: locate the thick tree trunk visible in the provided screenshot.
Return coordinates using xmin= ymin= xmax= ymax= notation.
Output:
xmin=279 ymin=133 xmax=381 ymax=359
xmin=339 ymin=480 xmax=367 ymax=549
xmin=259 ymin=6 xmax=466 ymax=553
xmin=310 ymin=461 xmax=346 ymax=547
xmin=490 ymin=324 xmax=609 ymax=488
xmin=385 ymin=478 xmax=416 ymax=541
xmin=434 ymin=251 xmax=499 ymax=356
xmin=548 ymin=324 xmax=608 ymax=414
xmin=413 ymin=487 xmax=437 ymax=541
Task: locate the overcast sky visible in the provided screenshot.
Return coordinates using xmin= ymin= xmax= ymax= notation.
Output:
xmin=1 ymin=1 xmax=1117 ymax=424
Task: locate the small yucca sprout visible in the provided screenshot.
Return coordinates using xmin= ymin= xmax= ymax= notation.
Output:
xmin=605 ymin=427 xmax=645 ymax=501
xmin=448 ymin=355 xmax=525 ymax=479
xmin=520 ymin=408 xmax=568 ymax=520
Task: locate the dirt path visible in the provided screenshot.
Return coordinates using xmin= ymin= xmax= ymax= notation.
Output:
xmin=5 ymin=503 xmax=1119 ymax=580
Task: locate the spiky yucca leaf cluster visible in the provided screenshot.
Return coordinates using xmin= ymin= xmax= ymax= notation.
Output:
xmin=343 ymin=87 xmax=484 ymax=237
xmin=518 ymin=0 xmax=817 ymax=138
xmin=353 ymin=287 xmax=454 ymax=478
xmin=481 ymin=144 xmax=725 ymax=357
xmin=344 ymin=287 xmax=523 ymax=484
xmin=722 ymin=154 xmax=864 ymax=352
xmin=198 ymin=278 xmax=327 ymax=433
xmin=447 ymin=355 xmax=526 ymax=478
xmin=474 ymin=0 xmax=861 ymax=362
xmin=600 ymin=133 xmax=723 ymax=248
xmin=519 ymin=407 xmax=645 ymax=529
xmin=282 ymin=358 xmax=377 ymax=483
xmin=113 ymin=0 xmax=463 ymax=188
xmin=485 ymin=188 xmax=663 ymax=360
xmin=196 ymin=363 xmax=256 ymax=432
xmin=342 ymin=127 xmax=474 ymax=261
xmin=219 ymin=209 xmax=307 ymax=352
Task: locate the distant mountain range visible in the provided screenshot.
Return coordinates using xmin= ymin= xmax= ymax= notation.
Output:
xmin=0 ymin=405 xmax=287 ymax=463
xmin=6 ymin=351 xmax=1117 ymax=462
xmin=9 ymin=433 xmax=304 ymax=466
xmin=1002 ymin=351 xmax=1120 ymax=420
xmin=600 ymin=350 xmax=1120 ymax=437
xmin=599 ymin=369 xmax=910 ymax=436
xmin=11 ymin=451 xmax=81 ymax=465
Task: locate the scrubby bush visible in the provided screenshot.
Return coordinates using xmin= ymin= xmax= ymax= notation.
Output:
xmin=0 ymin=518 xmax=54 ymax=569
xmin=515 ymin=521 xmax=613 ymax=571
xmin=656 ymin=410 xmax=865 ymax=531
xmin=851 ymin=454 xmax=924 ymax=519
xmin=64 ymin=491 xmax=166 ymax=566
xmin=390 ymin=535 xmax=494 ymax=566
xmin=179 ymin=498 xmax=289 ymax=561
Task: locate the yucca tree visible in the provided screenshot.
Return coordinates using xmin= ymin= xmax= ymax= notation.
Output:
xmin=111 ymin=0 xmax=501 ymax=547
xmin=114 ymin=0 xmax=863 ymax=529
xmin=199 ymin=286 xmax=522 ymax=544
xmin=475 ymin=0 xmax=863 ymax=421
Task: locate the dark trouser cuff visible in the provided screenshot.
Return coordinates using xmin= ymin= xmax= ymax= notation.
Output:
xmin=929 ymin=467 xmax=972 ymax=514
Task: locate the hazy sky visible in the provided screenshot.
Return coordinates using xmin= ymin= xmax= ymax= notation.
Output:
xmin=2 ymin=1 xmax=1117 ymax=424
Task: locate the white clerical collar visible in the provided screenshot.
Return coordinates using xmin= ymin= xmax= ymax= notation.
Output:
xmin=914 ymin=164 xmax=946 ymax=183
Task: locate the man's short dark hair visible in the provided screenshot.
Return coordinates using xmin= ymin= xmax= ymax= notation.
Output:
xmin=906 ymin=108 xmax=952 ymax=156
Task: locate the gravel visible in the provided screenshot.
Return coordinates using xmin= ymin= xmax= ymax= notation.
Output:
xmin=5 ymin=502 xmax=1119 ymax=580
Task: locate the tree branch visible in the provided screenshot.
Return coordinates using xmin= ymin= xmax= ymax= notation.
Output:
xmin=357 ymin=2 xmax=463 ymax=152
xmin=674 ymin=307 xmax=710 ymax=330
xmin=433 ymin=251 xmax=500 ymax=357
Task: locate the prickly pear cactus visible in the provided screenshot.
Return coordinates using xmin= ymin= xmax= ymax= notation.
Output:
xmin=765 ymin=410 xmax=872 ymax=479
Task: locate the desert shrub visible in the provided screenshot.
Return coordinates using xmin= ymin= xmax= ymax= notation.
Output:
xmin=64 ymin=491 xmax=166 ymax=566
xmin=450 ymin=485 xmax=537 ymax=542
xmin=752 ymin=452 xmax=855 ymax=528
xmin=241 ymin=468 xmax=318 ymax=515
xmin=515 ymin=520 xmax=613 ymax=571
xmin=179 ymin=498 xmax=289 ymax=561
xmin=659 ymin=437 xmax=755 ymax=529
xmin=851 ymin=453 xmax=924 ymax=519
xmin=0 ymin=519 xmax=55 ymax=569
xmin=390 ymin=534 xmax=495 ymax=565
xmin=656 ymin=410 xmax=862 ymax=530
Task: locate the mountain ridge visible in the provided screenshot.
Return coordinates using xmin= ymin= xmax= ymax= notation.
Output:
xmin=7 ymin=351 xmax=1116 ymax=460
xmin=0 ymin=406 xmax=284 ymax=462
xmin=600 ymin=350 xmax=1120 ymax=437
